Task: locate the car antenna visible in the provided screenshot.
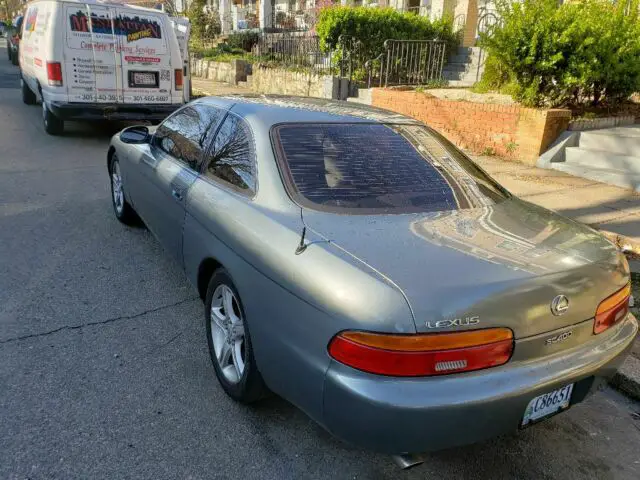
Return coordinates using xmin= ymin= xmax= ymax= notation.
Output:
xmin=295 ymin=227 xmax=307 ymax=255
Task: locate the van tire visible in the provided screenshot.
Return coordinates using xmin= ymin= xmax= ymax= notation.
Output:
xmin=21 ymin=78 xmax=36 ymax=105
xmin=42 ymin=102 xmax=64 ymax=135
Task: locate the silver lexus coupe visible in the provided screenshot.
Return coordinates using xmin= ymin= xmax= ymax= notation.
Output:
xmin=107 ymin=95 xmax=637 ymax=456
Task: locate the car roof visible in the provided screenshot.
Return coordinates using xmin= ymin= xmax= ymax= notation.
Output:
xmin=193 ymin=95 xmax=421 ymax=127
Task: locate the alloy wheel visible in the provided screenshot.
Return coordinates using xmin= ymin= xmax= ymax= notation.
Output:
xmin=210 ymin=284 xmax=246 ymax=384
xmin=111 ymin=161 xmax=124 ymax=214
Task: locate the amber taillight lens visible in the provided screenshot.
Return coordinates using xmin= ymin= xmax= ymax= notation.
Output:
xmin=328 ymin=328 xmax=513 ymax=377
xmin=46 ymin=62 xmax=63 ymax=86
xmin=594 ymin=283 xmax=631 ymax=334
xmin=174 ymin=69 xmax=183 ymax=90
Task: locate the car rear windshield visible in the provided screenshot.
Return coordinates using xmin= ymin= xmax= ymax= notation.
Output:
xmin=272 ymin=123 xmax=510 ymax=214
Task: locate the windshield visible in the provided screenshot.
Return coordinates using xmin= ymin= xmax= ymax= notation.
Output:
xmin=272 ymin=123 xmax=510 ymax=214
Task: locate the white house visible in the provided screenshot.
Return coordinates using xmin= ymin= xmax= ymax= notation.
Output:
xmin=207 ymin=0 xmax=494 ymax=47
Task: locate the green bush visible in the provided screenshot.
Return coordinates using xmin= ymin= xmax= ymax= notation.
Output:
xmin=225 ymin=31 xmax=260 ymax=52
xmin=316 ymin=6 xmax=457 ymax=65
xmin=481 ymin=0 xmax=640 ymax=107
xmin=188 ymin=0 xmax=221 ymax=42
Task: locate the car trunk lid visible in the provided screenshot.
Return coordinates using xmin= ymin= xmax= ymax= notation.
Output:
xmin=302 ymin=199 xmax=627 ymax=339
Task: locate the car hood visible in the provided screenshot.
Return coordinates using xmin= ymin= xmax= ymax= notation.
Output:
xmin=302 ymin=198 xmax=628 ymax=338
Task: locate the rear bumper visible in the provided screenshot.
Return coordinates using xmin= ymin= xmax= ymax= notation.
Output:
xmin=48 ymin=102 xmax=180 ymax=121
xmin=322 ymin=314 xmax=638 ymax=454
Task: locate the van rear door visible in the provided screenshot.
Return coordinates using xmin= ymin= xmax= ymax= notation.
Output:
xmin=65 ymin=3 xmax=123 ymax=103
xmin=115 ymin=8 xmax=171 ymax=105
xmin=170 ymin=17 xmax=190 ymax=102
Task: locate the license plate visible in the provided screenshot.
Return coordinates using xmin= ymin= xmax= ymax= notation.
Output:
xmin=130 ymin=71 xmax=158 ymax=87
xmin=521 ymin=384 xmax=574 ymax=427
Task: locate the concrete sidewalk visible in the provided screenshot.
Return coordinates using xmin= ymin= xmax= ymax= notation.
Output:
xmin=474 ymin=156 xmax=640 ymax=246
xmin=191 ymin=77 xmax=250 ymax=97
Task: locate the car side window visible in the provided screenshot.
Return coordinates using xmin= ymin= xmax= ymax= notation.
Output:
xmin=154 ymin=105 xmax=225 ymax=171
xmin=203 ymin=115 xmax=256 ymax=194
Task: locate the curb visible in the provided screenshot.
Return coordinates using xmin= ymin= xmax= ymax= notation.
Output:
xmin=610 ymin=356 xmax=640 ymax=401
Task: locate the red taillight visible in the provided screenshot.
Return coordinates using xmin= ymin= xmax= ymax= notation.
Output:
xmin=328 ymin=328 xmax=514 ymax=377
xmin=174 ymin=69 xmax=183 ymax=90
xmin=594 ymin=283 xmax=631 ymax=334
xmin=46 ymin=62 xmax=63 ymax=86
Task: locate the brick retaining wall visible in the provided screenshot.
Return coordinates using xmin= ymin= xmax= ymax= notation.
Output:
xmin=371 ymin=88 xmax=571 ymax=164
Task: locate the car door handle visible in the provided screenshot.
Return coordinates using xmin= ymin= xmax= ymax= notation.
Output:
xmin=171 ymin=189 xmax=183 ymax=201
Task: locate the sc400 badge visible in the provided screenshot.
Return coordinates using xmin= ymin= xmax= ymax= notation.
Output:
xmin=426 ymin=316 xmax=480 ymax=329
xmin=545 ymin=331 xmax=573 ymax=345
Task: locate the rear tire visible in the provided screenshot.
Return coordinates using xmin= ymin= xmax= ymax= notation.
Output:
xmin=21 ymin=78 xmax=36 ymax=105
xmin=42 ymin=101 xmax=64 ymax=135
xmin=205 ymin=269 xmax=268 ymax=404
xmin=109 ymin=155 xmax=137 ymax=225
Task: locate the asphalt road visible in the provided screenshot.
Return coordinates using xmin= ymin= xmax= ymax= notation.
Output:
xmin=1 ymin=41 xmax=640 ymax=480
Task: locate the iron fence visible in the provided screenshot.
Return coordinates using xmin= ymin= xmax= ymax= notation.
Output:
xmin=453 ymin=13 xmax=466 ymax=32
xmin=254 ymin=33 xmax=333 ymax=73
xmin=366 ymin=39 xmax=447 ymax=88
xmin=474 ymin=12 xmax=501 ymax=83
xmin=477 ymin=11 xmax=500 ymax=37
xmin=270 ymin=8 xmax=310 ymax=31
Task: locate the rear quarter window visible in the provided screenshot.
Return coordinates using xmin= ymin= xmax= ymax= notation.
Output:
xmin=272 ymin=123 xmax=509 ymax=214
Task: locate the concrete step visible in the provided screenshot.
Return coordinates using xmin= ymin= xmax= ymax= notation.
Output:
xmin=443 ymin=70 xmax=481 ymax=82
xmin=457 ymin=46 xmax=481 ymax=55
xmin=447 ymin=79 xmax=476 ymax=87
xmin=448 ymin=53 xmax=476 ymax=64
xmin=579 ymin=128 xmax=640 ymax=156
xmin=443 ymin=62 xmax=475 ymax=73
xmin=565 ymin=147 xmax=640 ymax=175
xmin=551 ymin=161 xmax=640 ymax=191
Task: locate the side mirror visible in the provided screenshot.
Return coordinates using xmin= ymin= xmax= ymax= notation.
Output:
xmin=119 ymin=126 xmax=150 ymax=144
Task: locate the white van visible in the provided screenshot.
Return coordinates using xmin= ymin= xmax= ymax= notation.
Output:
xmin=19 ymin=0 xmax=187 ymax=135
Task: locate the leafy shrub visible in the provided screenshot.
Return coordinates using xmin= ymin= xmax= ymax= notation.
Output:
xmin=199 ymin=44 xmax=252 ymax=63
xmin=481 ymin=0 xmax=640 ymax=107
xmin=226 ymin=31 xmax=260 ymax=52
xmin=316 ymin=6 xmax=457 ymax=64
xmin=471 ymin=55 xmax=512 ymax=94
xmin=188 ymin=0 xmax=221 ymax=41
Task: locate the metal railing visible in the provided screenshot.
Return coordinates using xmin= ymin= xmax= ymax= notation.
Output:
xmin=477 ymin=11 xmax=500 ymax=37
xmin=453 ymin=13 xmax=466 ymax=32
xmin=234 ymin=4 xmax=260 ymax=30
xmin=474 ymin=12 xmax=501 ymax=83
xmin=254 ymin=33 xmax=333 ymax=73
xmin=366 ymin=39 xmax=447 ymax=88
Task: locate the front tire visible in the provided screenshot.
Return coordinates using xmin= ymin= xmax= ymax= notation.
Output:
xmin=42 ymin=101 xmax=64 ymax=135
xmin=205 ymin=269 xmax=267 ymax=404
xmin=21 ymin=78 xmax=36 ymax=105
xmin=109 ymin=155 xmax=137 ymax=225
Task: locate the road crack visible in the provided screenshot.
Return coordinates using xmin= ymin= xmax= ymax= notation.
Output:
xmin=0 ymin=296 xmax=200 ymax=345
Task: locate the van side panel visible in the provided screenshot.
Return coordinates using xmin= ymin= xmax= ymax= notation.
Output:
xmin=20 ymin=1 xmax=56 ymax=98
